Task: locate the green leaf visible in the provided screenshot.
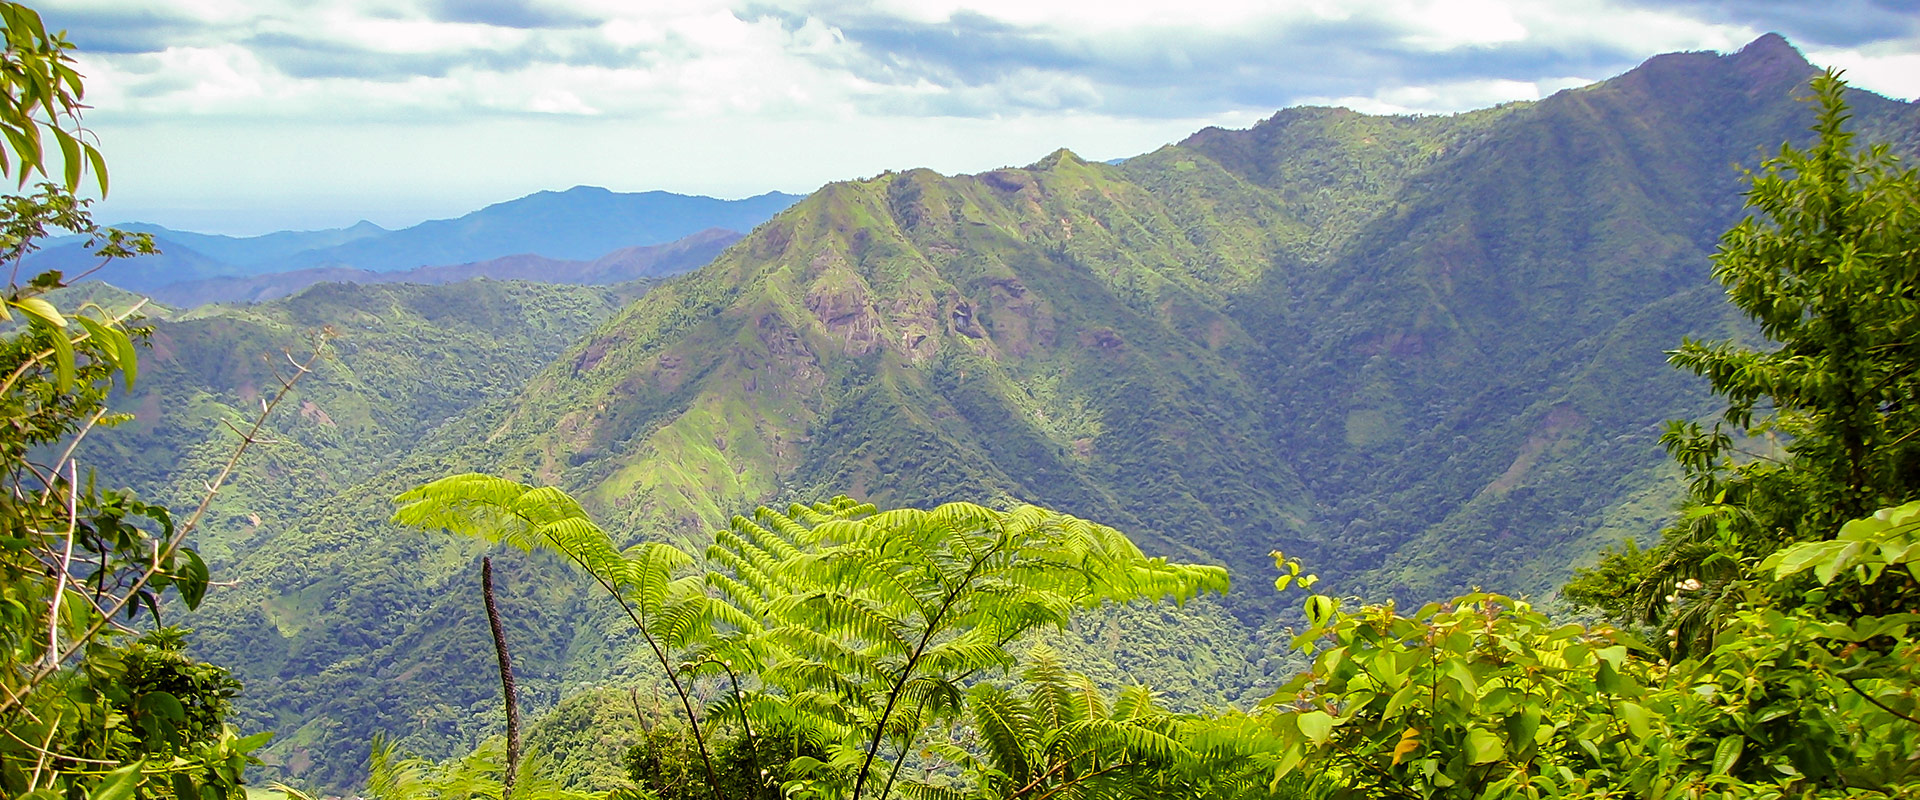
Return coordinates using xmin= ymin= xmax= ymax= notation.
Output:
xmin=1305 ymin=595 xmax=1336 ymax=627
xmin=14 ymin=295 xmax=67 ymax=328
xmin=1776 ymin=537 xmax=1856 ymax=580
xmin=234 ymin=731 xmax=275 ymax=753
xmin=1595 ymin=659 xmax=1624 ymax=693
xmin=40 ymin=316 xmax=74 ymax=392
xmin=1382 ymin=681 xmax=1421 ymax=719
xmin=15 ymin=297 xmax=75 ymax=389
xmin=1505 ymin=707 xmax=1541 ymax=751
xmin=73 ymin=315 xmax=139 ymax=391
xmin=1465 ymin=727 xmax=1504 ymax=764
xmin=1296 ymin=710 xmax=1334 ymax=745
xmin=86 ymin=143 xmax=109 ymax=195
xmin=54 ymin=126 xmax=79 ymax=190
xmin=1270 ymin=744 xmax=1305 ymax=781
xmin=1596 ymin=645 xmax=1626 ymax=669
xmin=1814 ymin=541 xmax=1864 ymax=585
xmin=1712 ymin=736 xmax=1744 ymax=775
xmin=91 ymin=761 xmax=143 ymax=800
xmin=1445 ymin=660 xmax=1479 ymax=698
xmin=176 ymin=548 xmax=210 ymax=609
xmin=142 ymin=690 xmax=186 ymax=722
xmin=1618 ymin=701 xmax=1652 ymax=739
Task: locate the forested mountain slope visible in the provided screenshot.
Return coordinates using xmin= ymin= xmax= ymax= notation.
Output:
xmin=1245 ymin=33 xmax=1892 ymax=598
xmin=120 ymin=34 xmax=1919 ymax=789
xmin=74 ymin=279 xmax=650 ymax=568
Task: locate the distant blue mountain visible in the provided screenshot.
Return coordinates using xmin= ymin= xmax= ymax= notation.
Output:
xmin=118 ymin=219 xmax=390 ymax=265
xmin=144 ymin=228 xmax=743 ymax=308
xmin=277 ymin=186 xmax=802 ymax=270
xmin=26 ymin=186 xmax=803 ymax=290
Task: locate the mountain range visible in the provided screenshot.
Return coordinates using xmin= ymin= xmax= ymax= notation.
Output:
xmin=67 ymin=33 xmax=1920 ymax=790
xmin=142 ymin=229 xmax=742 ymax=307
xmin=30 ymin=187 xmax=802 ymax=294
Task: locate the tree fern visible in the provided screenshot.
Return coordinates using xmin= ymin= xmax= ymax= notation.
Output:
xmin=907 ymin=647 xmax=1210 ymax=800
xmin=703 ymin=499 xmax=1228 ymax=800
xmin=349 ymin=734 xmax=602 ymax=800
xmin=393 ymin=474 xmax=727 ymax=800
xmin=396 ymin=483 xmax=1226 ymax=800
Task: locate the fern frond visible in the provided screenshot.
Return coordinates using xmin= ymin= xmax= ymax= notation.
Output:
xmin=899 ymin=780 xmax=978 ymax=800
xmin=776 ymin=592 xmax=913 ymax=657
xmin=1108 ymin=684 xmax=1161 ymax=722
xmin=968 ymin=683 xmax=1038 ymax=787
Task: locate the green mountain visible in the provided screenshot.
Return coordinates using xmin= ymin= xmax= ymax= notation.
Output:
xmin=77 ymin=279 xmax=653 ymax=572
xmin=82 ymin=34 xmax=1920 ymax=790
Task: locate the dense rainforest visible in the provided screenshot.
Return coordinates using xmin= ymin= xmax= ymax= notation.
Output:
xmin=0 ymin=2 xmax=1916 ymax=799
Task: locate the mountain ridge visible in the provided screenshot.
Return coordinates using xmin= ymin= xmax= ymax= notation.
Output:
xmin=143 ymin=228 xmax=742 ymax=307
xmin=26 ymin=187 xmax=803 ymax=291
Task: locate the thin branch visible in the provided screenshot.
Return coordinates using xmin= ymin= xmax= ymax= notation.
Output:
xmin=1843 ymin=676 xmax=1920 ymax=727
xmin=43 ymin=462 xmax=77 ymax=668
xmin=853 ymin=544 xmax=998 ymax=800
xmin=517 ymin=521 xmax=727 ymax=800
xmin=1 ymin=722 xmax=122 ymax=766
xmin=47 ymin=405 xmax=108 ymax=483
xmin=62 ymin=252 xmax=127 ymax=288
xmin=27 ymin=711 xmax=60 ymax=791
xmin=700 ymin=656 xmax=766 ymax=800
xmin=0 ymin=336 xmax=325 ymax=716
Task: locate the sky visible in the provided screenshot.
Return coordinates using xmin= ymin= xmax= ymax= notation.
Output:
xmin=40 ymin=0 xmax=1920 ymax=235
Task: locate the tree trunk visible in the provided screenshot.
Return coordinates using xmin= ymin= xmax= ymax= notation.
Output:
xmin=483 ymin=556 xmax=521 ymax=800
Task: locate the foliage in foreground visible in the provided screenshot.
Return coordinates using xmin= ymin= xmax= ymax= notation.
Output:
xmin=1262 ymin=496 xmax=1918 ymax=799
xmin=375 ymin=490 xmax=1918 ymax=800
xmin=0 ymin=3 xmax=292 ymax=797
xmin=392 ymin=474 xmax=1231 ymax=800
xmin=1567 ymin=70 xmax=1920 ymax=655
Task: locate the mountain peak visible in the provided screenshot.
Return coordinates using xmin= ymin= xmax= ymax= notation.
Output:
xmin=1031 ymin=148 xmax=1087 ymax=170
xmin=1726 ymin=32 xmax=1815 ymax=95
xmin=1734 ymin=32 xmax=1803 ymax=63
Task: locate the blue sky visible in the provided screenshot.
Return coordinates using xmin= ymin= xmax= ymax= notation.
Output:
xmin=42 ymin=0 xmax=1920 ymax=235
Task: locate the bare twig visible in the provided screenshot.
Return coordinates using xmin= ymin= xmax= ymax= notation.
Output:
xmin=1 ymin=723 xmax=121 ymax=766
xmin=62 ymin=254 xmax=121 ymax=288
xmin=27 ymin=711 xmax=61 ymax=790
xmin=44 ymin=462 xmax=77 ymax=668
xmin=48 ymin=406 xmax=108 ymax=487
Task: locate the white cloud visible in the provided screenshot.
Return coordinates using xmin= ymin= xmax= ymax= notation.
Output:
xmin=61 ymin=0 xmax=1828 ymax=125
xmin=1300 ymin=76 xmax=1583 ymax=116
xmin=39 ymin=0 xmax=1920 ymax=233
xmin=1806 ymin=43 xmax=1920 ymax=101
xmin=1393 ymin=0 xmax=1531 ymax=51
